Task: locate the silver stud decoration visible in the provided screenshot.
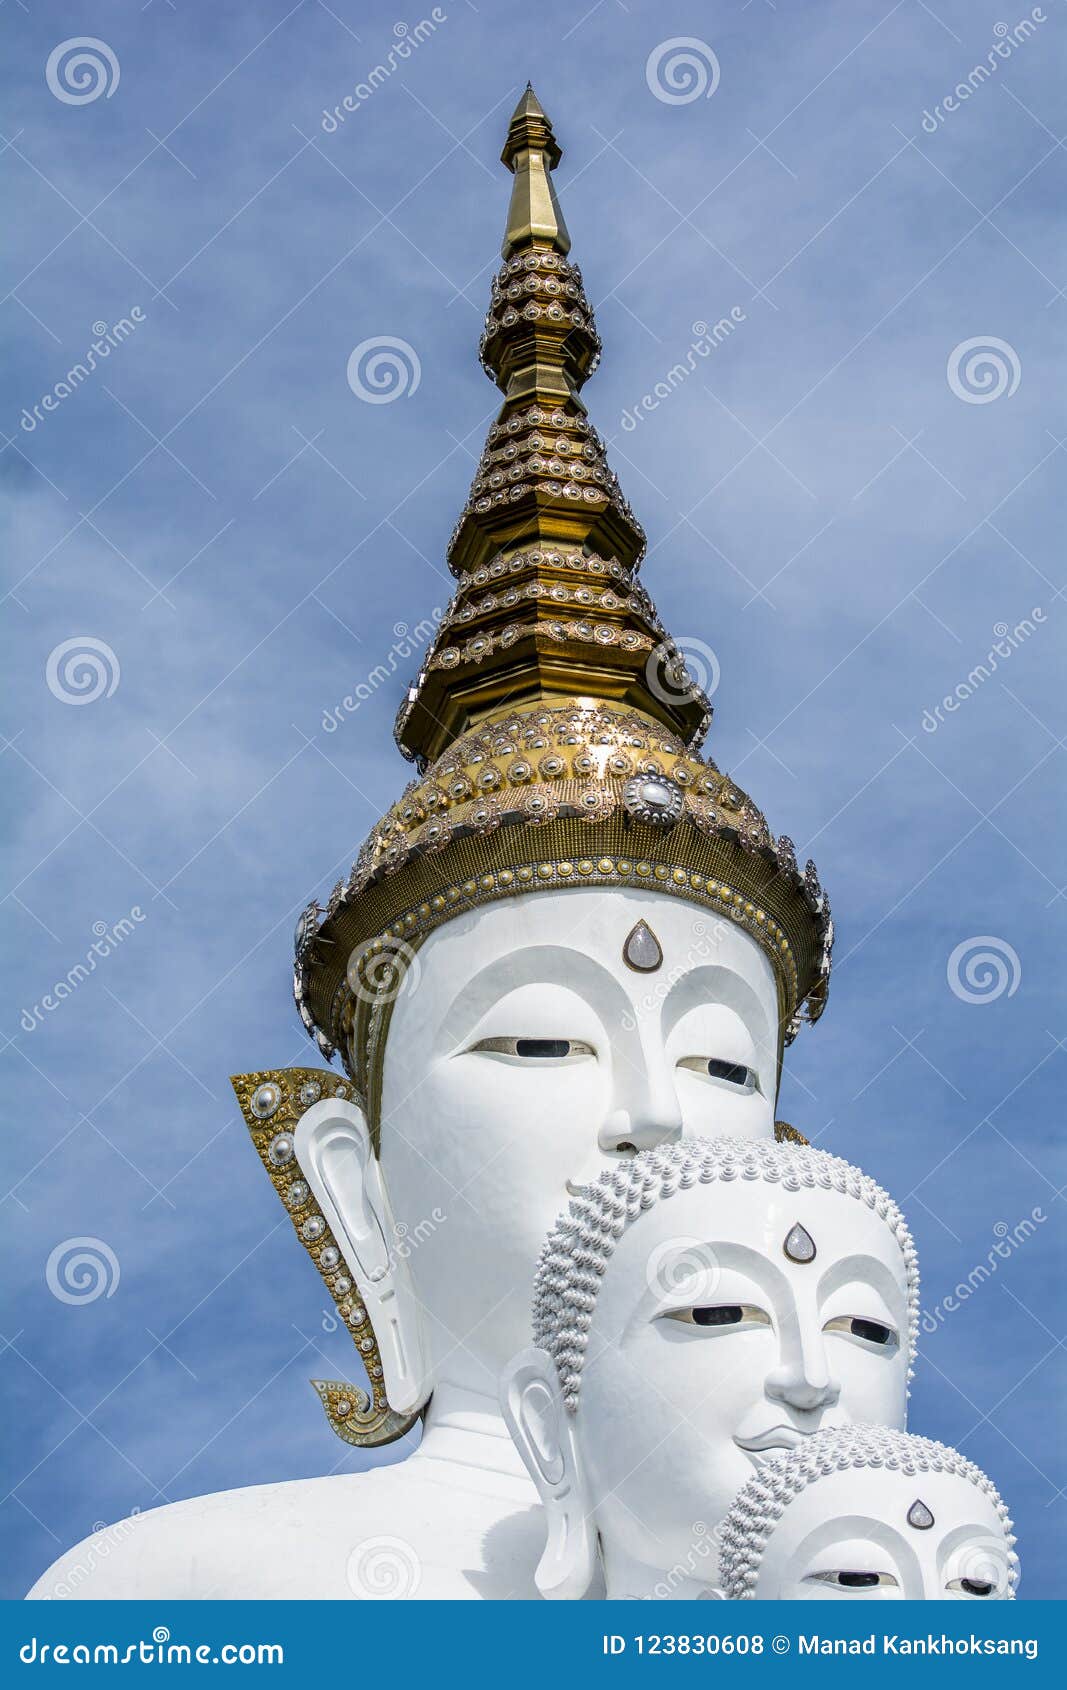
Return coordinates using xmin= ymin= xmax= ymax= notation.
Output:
xmin=293 ymin=903 xmax=320 ymax=962
xmin=250 ymin=1082 xmax=282 ymax=1120
xmin=622 ymin=773 xmax=683 ymax=830
xmin=267 ymin=1131 xmax=295 ymax=1167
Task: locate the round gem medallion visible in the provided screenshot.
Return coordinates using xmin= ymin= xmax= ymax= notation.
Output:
xmin=251 ymin=1082 xmax=282 ymax=1120
xmin=267 ymin=1131 xmax=295 ymax=1167
xmin=621 ymin=774 xmax=684 ymax=830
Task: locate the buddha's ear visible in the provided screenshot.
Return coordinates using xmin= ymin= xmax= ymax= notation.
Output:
xmin=296 ymin=1097 xmax=430 ymax=1415
xmin=500 ymin=1346 xmax=598 ymax=1601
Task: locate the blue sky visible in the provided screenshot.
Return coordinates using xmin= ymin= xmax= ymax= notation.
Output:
xmin=2 ymin=0 xmax=1064 ymax=1600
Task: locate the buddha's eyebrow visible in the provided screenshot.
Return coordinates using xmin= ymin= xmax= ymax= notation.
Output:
xmin=437 ymin=949 xmax=626 ymax=1049
xmin=816 ymin=1253 xmax=903 ymax=1303
xmin=642 ymin=1241 xmax=785 ymax=1311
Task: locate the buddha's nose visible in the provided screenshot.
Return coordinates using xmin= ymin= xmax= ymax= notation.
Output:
xmin=598 ymin=1046 xmax=683 ymax=1154
xmin=764 ymin=1320 xmax=841 ymax=1412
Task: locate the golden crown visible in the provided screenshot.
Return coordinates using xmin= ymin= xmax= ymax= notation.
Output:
xmin=295 ymin=88 xmax=833 ymax=1095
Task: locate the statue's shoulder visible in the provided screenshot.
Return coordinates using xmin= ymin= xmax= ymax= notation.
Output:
xmin=26 ymin=1470 xmax=403 ymax=1601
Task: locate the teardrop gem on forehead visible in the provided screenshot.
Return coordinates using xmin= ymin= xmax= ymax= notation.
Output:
xmin=783 ymin=1221 xmax=816 ymax=1263
xmin=907 ymin=1498 xmax=935 ymax=1531
xmin=623 ymin=920 xmax=663 ymax=973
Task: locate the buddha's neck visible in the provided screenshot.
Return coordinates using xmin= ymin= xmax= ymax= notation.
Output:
xmin=414 ymin=1381 xmax=531 ymax=1483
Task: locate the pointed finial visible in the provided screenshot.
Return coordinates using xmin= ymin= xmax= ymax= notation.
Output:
xmin=500 ymin=82 xmax=570 ymax=257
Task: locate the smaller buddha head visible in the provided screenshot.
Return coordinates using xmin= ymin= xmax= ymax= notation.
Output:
xmin=718 ymin=1425 xmax=1019 ymax=1599
xmin=500 ymin=1136 xmax=919 ymax=1599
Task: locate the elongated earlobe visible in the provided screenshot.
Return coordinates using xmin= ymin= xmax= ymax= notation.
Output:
xmin=296 ymin=1098 xmax=431 ymax=1415
xmin=500 ymin=1346 xmax=598 ymax=1600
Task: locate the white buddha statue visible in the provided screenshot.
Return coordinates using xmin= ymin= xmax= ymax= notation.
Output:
xmin=501 ymin=1137 xmax=918 ymax=1600
xmin=717 ymin=1426 xmax=1018 ymax=1600
xmin=28 ymin=90 xmax=833 ymax=1601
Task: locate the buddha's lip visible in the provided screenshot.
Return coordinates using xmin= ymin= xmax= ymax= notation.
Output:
xmin=734 ymin=1425 xmax=813 ymax=1454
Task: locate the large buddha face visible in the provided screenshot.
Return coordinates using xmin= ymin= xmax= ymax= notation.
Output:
xmin=375 ymin=887 xmax=779 ymax=1392
xmin=753 ymin=1466 xmax=1014 ymax=1600
xmin=567 ymin=1177 xmax=910 ymax=1586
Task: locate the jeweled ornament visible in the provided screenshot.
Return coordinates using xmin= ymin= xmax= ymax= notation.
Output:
xmin=250 ymin=1082 xmax=281 ymax=1120
xmin=266 ymin=1131 xmax=294 ymax=1167
xmin=622 ymin=920 xmax=663 ymax=973
xmin=621 ymin=774 xmax=684 ymax=830
xmin=783 ymin=1221 xmax=816 ymax=1263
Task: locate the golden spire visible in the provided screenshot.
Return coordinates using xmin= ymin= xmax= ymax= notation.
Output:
xmin=394 ymin=88 xmax=710 ymax=769
xmin=500 ymin=84 xmax=571 ymax=258
xmin=293 ymin=91 xmax=834 ymax=1084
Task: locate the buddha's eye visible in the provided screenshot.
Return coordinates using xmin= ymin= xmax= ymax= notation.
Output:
xmin=677 ymin=1056 xmax=759 ymax=1092
xmin=466 ymin=1036 xmax=596 ymax=1064
xmin=663 ymin=1303 xmax=771 ymax=1331
xmin=823 ymin=1314 xmax=899 ymax=1351
xmin=804 ymin=1570 xmax=899 ymax=1590
xmin=947 ymin=1577 xmax=996 ymax=1597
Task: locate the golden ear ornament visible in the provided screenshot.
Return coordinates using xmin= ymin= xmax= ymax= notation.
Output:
xmin=231 ymin=1066 xmax=420 ymax=1448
